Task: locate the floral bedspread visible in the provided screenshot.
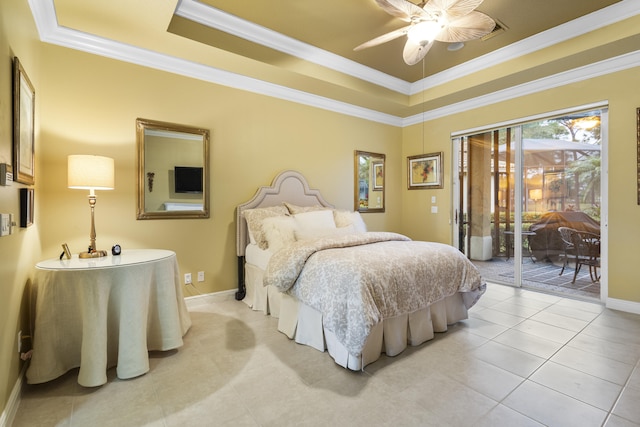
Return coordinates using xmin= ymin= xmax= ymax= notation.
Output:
xmin=263 ymin=232 xmax=485 ymax=356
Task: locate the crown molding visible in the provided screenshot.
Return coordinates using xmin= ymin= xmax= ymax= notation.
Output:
xmin=27 ymin=0 xmax=640 ymax=127
xmin=27 ymin=0 xmax=403 ymax=126
xmin=175 ymin=0 xmax=412 ymax=95
xmin=403 ymin=49 xmax=640 ymax=126
xmin=411 ymin=0 xmax=640 ymax=93
xmin=174 ymin=0 xmax=640 ymax=95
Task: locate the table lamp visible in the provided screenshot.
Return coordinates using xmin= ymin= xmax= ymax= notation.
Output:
xmin=68 ymin=155 xmax=114 ymax=258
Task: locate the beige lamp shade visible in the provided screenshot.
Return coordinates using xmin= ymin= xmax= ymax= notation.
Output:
xmin=68 ymin=155 xmax=115 ymax=190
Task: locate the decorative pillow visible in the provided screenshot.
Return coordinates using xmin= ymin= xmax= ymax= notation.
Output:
xmin=262 ymin=215 xmax=297 ymax=252
xmin=247 ymin=229 xmax=257 ymax=246
xmin=243 ymin=206 xmax=289 ymax=249
xmin=284 ymin=202 xmax=330 ymax=215
xmin=333 ymin=210 xmax=367 ymax=233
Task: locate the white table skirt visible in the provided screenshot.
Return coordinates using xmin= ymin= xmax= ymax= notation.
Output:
xmin=26 ymin=249 xmax=192 ymax=387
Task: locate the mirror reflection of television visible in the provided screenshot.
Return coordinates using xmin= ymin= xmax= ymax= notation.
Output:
xmin=174 ymin=166 xmax=203 ymax=194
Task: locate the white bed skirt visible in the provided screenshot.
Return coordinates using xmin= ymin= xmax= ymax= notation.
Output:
xmin=243 ymin=263 xmax=470 ymax=370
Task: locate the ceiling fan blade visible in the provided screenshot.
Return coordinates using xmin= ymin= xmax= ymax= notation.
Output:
xmin=435 ymin=11 xmax=495 ymax=42
xmin=375 ymin=0 xmax=429 ymax=22
xmin=354 ymin=26 xmax=410 ymax=51
xmin=423 ymin=0 xmax=485 ymax=20
xmin=402 ymin=39 xmax=434 ymax=65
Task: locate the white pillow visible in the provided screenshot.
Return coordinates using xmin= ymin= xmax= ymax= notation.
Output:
xmin=262 ymin=216 xmax=297 ymax=252
xmin=293 ymin=210 xmax=336 ymax=231
xmin=333 ymin=210 xmax=367 ymax=233
xmin=292 ymin=210 xmax=337 ymax=241
xmin=296 ymin=224 xmax=355 ymax=241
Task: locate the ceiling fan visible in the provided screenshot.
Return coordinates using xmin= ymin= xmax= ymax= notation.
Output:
xmin=354 ymin=0 xmax=496 ymax=65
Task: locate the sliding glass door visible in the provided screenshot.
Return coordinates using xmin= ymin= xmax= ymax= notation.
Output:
xmin=453 ymin=108 xmax=604 ymax=299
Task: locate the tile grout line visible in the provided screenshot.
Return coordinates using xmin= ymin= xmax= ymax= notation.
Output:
xmin=486 ymin=296 xmax=619 ymax=423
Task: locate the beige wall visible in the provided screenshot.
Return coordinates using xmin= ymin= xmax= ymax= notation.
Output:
xmin=2 ymin=0 xmax=640 ymax=420
xmin=0 ymin=0 xmax=44 ymax=417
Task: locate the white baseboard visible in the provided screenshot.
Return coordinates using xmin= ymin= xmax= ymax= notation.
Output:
xmin=184 ymin=288 xmax=237 ymax=310
xmin=0 ymin=364 xmax=26 ymax=427
xmin=606 ymin=297 xmax=640 ymax=315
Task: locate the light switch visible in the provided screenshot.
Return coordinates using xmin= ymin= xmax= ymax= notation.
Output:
xmin=431 ymin=196 xmax=436 ymax=204
xmin=431 ymin=206 xmax=438 ymax=214
xmin=0 ymin=214 xmax=10 ymax=236
xmin=0 ymin=164 xmax=12 ymax=186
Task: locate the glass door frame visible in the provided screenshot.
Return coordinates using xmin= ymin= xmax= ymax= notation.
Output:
xmin=451 ymin=103 xmax=608 ymax=301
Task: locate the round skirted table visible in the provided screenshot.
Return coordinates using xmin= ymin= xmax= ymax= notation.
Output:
xmin=26 ymin=249 xmax=192 ymax=387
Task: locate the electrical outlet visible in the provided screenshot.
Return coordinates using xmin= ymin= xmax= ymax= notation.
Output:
xmin=197 ymin=271 xmax=205 ymax=282
xmin=184 ymin=273 xmax=192 ymax=284
xmin=17 ymin=331 xmax=22 ymax=354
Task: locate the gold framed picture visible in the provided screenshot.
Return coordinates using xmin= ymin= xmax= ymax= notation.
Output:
xmin=13 ymin=57 xmax=35 ymax=185
xmin=407 ymin=152 xmax=443 ymax=190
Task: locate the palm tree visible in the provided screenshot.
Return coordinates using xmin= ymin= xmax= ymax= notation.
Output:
xmin=567 ymin=155 xmax=600 ymax=218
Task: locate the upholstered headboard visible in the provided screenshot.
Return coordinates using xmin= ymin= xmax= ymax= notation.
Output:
xmin=234 ymin=170 xmax=334 ymax=300
xmin=236 ymin=170 xmax=334 ymax=257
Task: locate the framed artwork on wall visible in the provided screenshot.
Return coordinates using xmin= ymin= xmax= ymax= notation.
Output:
xmin=372 ymin=161 xmax=384 ymax=190
xmin=13 ymin=57 xmax=35 ymax=185
xmin=407 ymin=152 xmax=443 ymax=189
xmin=20 ymin=188 xmax=34 ymax=227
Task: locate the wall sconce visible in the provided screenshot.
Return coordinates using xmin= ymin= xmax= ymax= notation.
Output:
xmin=68 ymin=155 xmax=114 ymax=258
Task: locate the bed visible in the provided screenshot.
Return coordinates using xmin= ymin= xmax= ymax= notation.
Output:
xmin=236 ymin=170 xmax=485 ymax=370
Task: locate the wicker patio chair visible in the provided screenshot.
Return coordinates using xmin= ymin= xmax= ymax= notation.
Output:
xmin=571 ymin=230 xmax=601 ymax=284
xmin=557 ymin=226 xmax=576 ymax=276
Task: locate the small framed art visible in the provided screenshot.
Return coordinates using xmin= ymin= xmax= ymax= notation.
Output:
xmin=62 ymin=243 xmax=72 ymax=260
xmin=20 ymin=188 xmax=34 ymax=227
xmin=407 ymin=152 xmax=443 ymax=189
xmin=372 ymin=161 xmax=384 ymax=190
xmin=13 ymin=57 xmax=36 ymax=185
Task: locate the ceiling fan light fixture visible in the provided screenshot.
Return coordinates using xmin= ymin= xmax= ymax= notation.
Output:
xmin=407 ymin=20 xmax=442 ymax=45
xmin=447 ymin=42 xmax=464 ymax=51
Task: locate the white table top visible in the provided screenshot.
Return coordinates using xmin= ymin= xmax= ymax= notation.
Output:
xmin=36 ymin=249 xmax=175 ymax=271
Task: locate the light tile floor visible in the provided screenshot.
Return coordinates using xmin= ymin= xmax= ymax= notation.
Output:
xmin=13 ymin=283 xmax=640 ymax=427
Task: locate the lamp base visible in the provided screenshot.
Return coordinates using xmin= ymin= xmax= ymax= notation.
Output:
xmin=78 ymin=250 xmax=108 ymax=259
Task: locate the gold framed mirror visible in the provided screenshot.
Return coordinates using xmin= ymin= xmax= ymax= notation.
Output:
xmin=354 ymin=150 xmax=385 ymax=213
xmin=136 ymin=118 xmax=210 ymax=219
